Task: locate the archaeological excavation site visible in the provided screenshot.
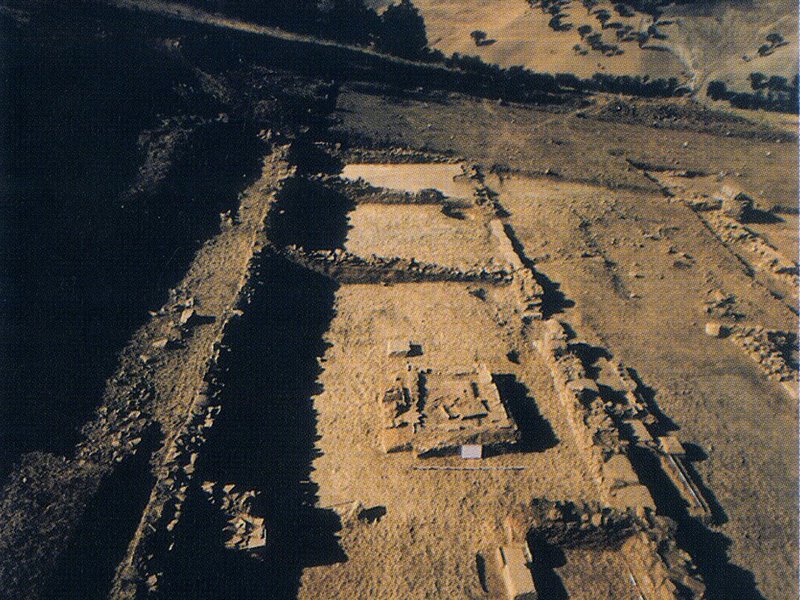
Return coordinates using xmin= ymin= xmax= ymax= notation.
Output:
xmin=1 ymin=0 xmax=798 ymax=599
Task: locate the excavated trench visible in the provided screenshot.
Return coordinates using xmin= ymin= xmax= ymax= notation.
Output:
xmin=157 ymin=253 xmax=345 ymax=599
xmin=155 ymin=170 xmax=351 ymax=598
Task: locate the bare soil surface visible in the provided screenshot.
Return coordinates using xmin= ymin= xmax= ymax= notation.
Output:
xmin=1 ymin=2 xmax=797 ymax=600
xmin=300 ymin=282 xmax=598 ymax=599
xmin=414 ymin=0 xmax=687 ymax=80
xmin=333 ymin=86 xmax=798 ymax=600
xmin=493 ymin=173 xmax=797 ymax=598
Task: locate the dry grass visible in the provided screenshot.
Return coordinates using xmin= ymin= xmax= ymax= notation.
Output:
xmin=414 ymin=0 xmax=687 ymax=79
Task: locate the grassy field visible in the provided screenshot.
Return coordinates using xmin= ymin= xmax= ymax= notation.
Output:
xmin=414 ymin=0 xmax=688 ymax=79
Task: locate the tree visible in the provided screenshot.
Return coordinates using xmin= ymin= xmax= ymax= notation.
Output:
xmin=748 ymin=72 xmax=767 ymax=90
xmin=586 ymin=32 xmax=602 ymax=46
xmin=707 ymin=80 xmax=728 ymax=101
xmin=577 ymin=24 xmax=592 ymax=38
xmin=595 ymin=9 xmax=612 ymax=27
xmin=377 ymin=0 xmax=428 ymax=59
xmin=320 ymin=0 xmax=380 ymax=45
xmin=767 ymin=75 xmax=788 ymax=92
xmin=470 ymin=30 xmax=488 ymax=46
xmin=765 ymin=32 xmax=785 ymax=46
xmin=614 ymin=3 xmax=635 ymax=17
xmin=548 ymin=15 xmax=571 ymax=31
xmin=582 ymin=0 xmax=598 ymax=14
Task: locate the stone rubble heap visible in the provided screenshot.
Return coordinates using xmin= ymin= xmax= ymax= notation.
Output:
xmin=728 ymin=325 xmax=797 ymax=388
xmin=507 ymin=499 xmax=706 ymax=600
xmin=707 ymin=210 xmax=798 ymax=280
xmin=282 ymin=245 xmax=513 ymax=285
xmin=328 ymin=175 xmax=471 ymax=207
xmin=201 ymin=482 xmax=267 ymax=553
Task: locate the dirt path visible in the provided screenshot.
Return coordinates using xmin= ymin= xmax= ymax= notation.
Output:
xmin=90 ymin=0 xmax=449 ymax=72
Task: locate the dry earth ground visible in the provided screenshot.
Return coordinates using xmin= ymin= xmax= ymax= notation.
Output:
xmin=336 ymin=88 xmax=796 ymax=209
xmin=660 ymin=0 xmax=798 ymax=93
xmin=413 ymin=0 xmax=687 ymax=80
xmin=301 ymin=283 xmax=600 ymax=597
xmin=332 ymin=86 xmax=798 ymax=599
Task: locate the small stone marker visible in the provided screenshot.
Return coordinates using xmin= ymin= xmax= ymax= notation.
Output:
xmin=460 ymin=444 xmax=483 ymax=459
xmin=497 ymin=545 xmax=537 ymax=600
xmin=704 ymin=322 xmax=727 ymax=338
xmin=386 ymin=339 xmax=412 ymax=357
xmin=179 ymin=308 xmax=197 ymax=327
xmin=658 ymin=435 xmax=687 ymax=457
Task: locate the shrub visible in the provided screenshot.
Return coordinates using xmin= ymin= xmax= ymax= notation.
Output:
xmin=470 ymin=30 xmax=488 ymax=45
xmin=748 ymin=72 xmax=767 ymax=90
xmin=595 ymin=9 xmax=612 ymax=27
xmin=613 ymin=3 xmax=636 ymax=16
xmin=377 ymin=0 xmax=428 ymax=60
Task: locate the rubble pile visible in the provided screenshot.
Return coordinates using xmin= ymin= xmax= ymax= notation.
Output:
xmin=728 ymin=325 xmax=797 ymax=384
xmin=707 ymin=210 xmax=798 ymax=281
xmin=622 ymin=528 xmax=706 ymax=599
xmin=201 ymin=482 xmax=267 ymax=553
xmin=327 ymin=176 xmax=470 ymax=207
xmin=519 ymin=499 xmax=642 ymax=549
xmin=342 ymin=147 xmax=455 ymax=165
xmin=702 ymin=288 xmax=742 ymax=320
xmin=77 ymin=383 xmax=154 ymax=466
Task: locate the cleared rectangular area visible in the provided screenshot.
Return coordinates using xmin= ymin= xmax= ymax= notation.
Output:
xmin=341 ymin=163 xmax=474 ymax=199
xmin=345 ymin=204 xmax=504 ymax=270
xmin=298 ymin=282 xmax=601 ymax=598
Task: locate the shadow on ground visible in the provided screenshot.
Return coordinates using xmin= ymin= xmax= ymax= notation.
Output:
xmin=156 ymin=253 xmax=345 ymax=600
xmin=493 ymin=374 xmax=559 ymax=452
xmin=629 ymin=446 xmax=765 ymax=600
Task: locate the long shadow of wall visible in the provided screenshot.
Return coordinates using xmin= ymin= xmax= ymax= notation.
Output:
xmin=629 ymin=446 xmax=766 ymax=600
xmin=493 ymin=374 xmax=558 ymax=452
xmin=39 ymin=426 xmax=162 ymax=600
xmin=267 ymin=177 xmax=353 ymax=250
xmin=526 ymin=534 xmax=569 ymax=600
xmin=0 ymin=8 xmax=264 ymax=476
xmin=158 ymin=254 xmax=345 ymax=599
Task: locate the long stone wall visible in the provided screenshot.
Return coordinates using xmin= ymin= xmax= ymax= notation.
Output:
xmin=0 ymin=147 xmax=294 ymax=600
xmin=281 ymin=245 xmax=514 ymax=285
xmin=534 ymin=319 xmax=655 ymax=512
xmin=108 ymin=150 xmax=295 ymax=598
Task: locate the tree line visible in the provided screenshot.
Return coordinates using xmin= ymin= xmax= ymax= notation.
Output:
xmin=707 ymin=74 xmax=798 ymax=113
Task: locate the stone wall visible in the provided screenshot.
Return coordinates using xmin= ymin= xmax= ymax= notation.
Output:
xmin=282 ymin=245 xmax=513 ymax=285
xmin=535 ymin=319 xmax=654 ymax=512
